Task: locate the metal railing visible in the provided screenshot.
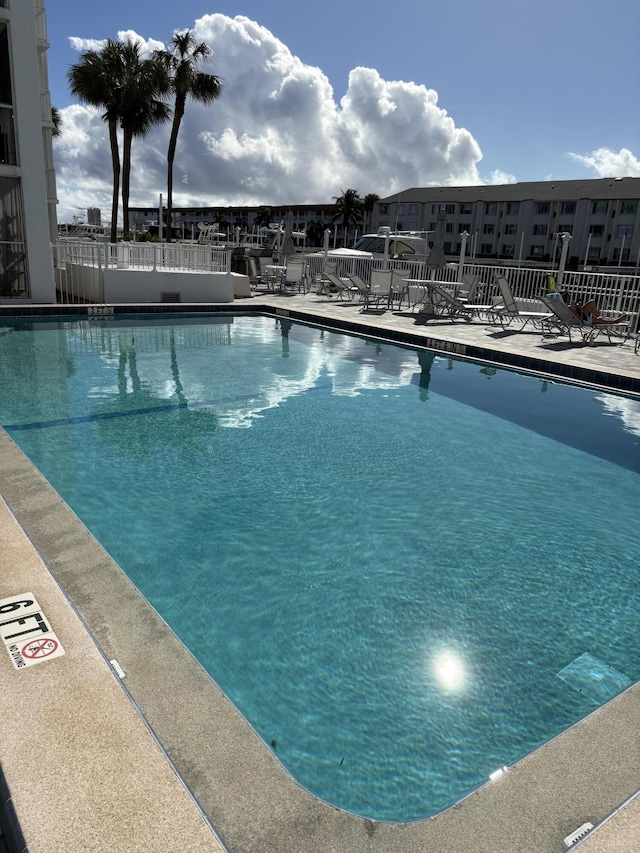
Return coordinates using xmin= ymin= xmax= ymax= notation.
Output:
xmin=55 ymin=241 xmax=232 ymax=303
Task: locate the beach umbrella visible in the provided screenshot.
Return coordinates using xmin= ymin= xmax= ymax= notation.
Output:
xmin=322 ymin=227 xmax=331 ymax=263
xmin=425 ymin=208 xmax=447 ymax=279
xmin=280 ymin=211 xmax=295 ymax=262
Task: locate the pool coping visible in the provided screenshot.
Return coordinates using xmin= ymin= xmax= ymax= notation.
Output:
xmin=1 ymin=301 xmax=639 ymax=852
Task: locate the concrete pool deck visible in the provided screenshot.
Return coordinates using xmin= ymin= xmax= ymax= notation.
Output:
xmin=0 ymin=296 xmax=639 ymax=852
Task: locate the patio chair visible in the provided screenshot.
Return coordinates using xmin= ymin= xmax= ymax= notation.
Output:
xmin=539 ymin=295 xmax=626 ymax=345
xmin=363 ymin=268 xmax=392 ymax=311
xmin=389 ymin=269 xmax=410 ymax=310
xmin=490 ymin=274 xmax=552 ymax=330
xmin=281 ymin=258 xmax=308 ymax=294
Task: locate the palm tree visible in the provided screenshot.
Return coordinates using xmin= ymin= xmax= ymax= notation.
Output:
xmin=68 ymin=39 xmax=128 ymax=242
xmin=51 ymin=107 xmax=62 ymax=138
xmin=332 ymin=188 xmax=363 ymax=247
xmin=362 ymin=193 xmax=380 ymax=233
xmin=117 ymin=42 xmax=171 ymax=238
xmin=305 ymin=219 xmax=326 ymax=247
xmin=254 ymin=206 xmax=273 ymax=229
xmin=155 ymin=30 xmax=222 ymax=242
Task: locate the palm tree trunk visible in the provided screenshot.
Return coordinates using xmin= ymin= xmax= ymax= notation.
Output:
xmin=165 ymin=109 xmax=183 ymax=244
xmin=121 ymin=129 xmax=132 ymax=240
xmin=108 ymin=118 xmax=120 ymax=243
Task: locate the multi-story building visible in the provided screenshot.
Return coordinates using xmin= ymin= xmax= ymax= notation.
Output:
xmin=128 ymin=203 xmax=344 ymax=246
xmin=0 ymin=0 xmax=56 ymax=302
xmin=373 ymin=178 xmax=640 ymax=270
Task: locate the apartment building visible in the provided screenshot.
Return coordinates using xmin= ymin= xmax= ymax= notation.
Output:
xmin=374 ymin=178 xmax=640 ymax=270
xmin=0 ymin=0 xmax=56 ymax=302
xmin=128 ymin=203 xmax=344 ymax=245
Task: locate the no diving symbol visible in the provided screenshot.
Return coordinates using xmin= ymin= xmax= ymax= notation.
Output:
xmin=21 ymin=637 xmax=59 ymax=659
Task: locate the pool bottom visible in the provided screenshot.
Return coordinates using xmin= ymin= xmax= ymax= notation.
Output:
xmin=2 ymin=431 xmax=639 ymax=853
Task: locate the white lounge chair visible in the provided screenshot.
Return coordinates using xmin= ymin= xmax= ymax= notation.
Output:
xmin=415 ymin=283 xmax=475 ymax=322
xmin=539 ymin=295 xmax=629 ymax=344
xmin=491 ymin=275 xmax=552 ymax=330
xmin=342 ymin=272 xmax=369 ymax=303
xmin=318 ymin=271 xmax=352 ymax=300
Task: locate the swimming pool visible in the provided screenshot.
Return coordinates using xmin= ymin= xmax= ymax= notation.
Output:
xmin=1 ymin=314 xmax=639 ymax=822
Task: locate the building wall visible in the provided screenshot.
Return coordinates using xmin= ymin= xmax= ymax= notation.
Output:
xmin=374 ymin=179 xmax=640 ymax=270
xmin=0 ymin=0 xmax=56 ymax=303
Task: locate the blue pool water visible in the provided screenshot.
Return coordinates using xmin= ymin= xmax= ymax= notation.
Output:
xmin=1 ymin=315 xmax=639 ymax=821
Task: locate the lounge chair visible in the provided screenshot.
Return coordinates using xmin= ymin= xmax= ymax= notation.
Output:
xmin=319 ymin=271 xmax=353 ymax=300
xmin=490 ymin=275 xmax=552 ymax=329
xmin=457 ymin=273 xmax=498 ymax=319
xmin=415 ymin=283 xmax=475 ymax=322
xmin=342 ymin=271 xmax=370 ymax=303
xmin=312 ymin=261 xmax=339 ymax=296
xmin=458 ymin=273 xmax=482 ymax=302
xmin=539 ymin=295 xmax=627 ymax=344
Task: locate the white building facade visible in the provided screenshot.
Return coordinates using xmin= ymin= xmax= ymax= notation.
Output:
xmin=0 ymin=0 xmax=56 ymax=302
xmin=374 ymin=178 xmax=640 ymax=271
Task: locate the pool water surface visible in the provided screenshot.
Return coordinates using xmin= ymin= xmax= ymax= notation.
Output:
xmin=1 ymin=315 xmax=639 ymax=821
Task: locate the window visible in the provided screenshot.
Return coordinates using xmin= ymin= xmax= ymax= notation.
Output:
xmin=445 ymin=223 xmax=453 ymax=233
xmin=460 ymin=204 xmax=472 ymax=215
xmin=557 ymin=224 xmax=573 ymax=234
xmin=407 ymin=204 xmax=418 ymax=215
xmin=536 ymin=202 xmax=550 ymax=215
xmin=561 ymin=201 xmax=576 ymax=215
xmin=480 ymin=243 xmax=493 ymax=254
xmin=621 ymin=201 xmax=638 ymax=215
xmin=431 ymin=204 xmax=440 ymax=214
xmin=397 ymin=204 xmax=405 ymax=215
xmin=592 ymin=201 xmax=608 ymax=214
xmin=485 ymin=202 xmax=497 ymax=215
xmin=617 ymin=224 xmax=634 ymax=238
xmin=445 ymin=204 xmax=455 ymax=215
xmin=589 ymin=224 xmax=604 ymax=236
xmin=0 ymin=176 xmax=29 ymax=297
xmin=613 ymin=247 xmax=630 ymax=262
xmin=505 ymin=202 xmax=519 ymax=215
xmin=379 ymin=204 xmax=388 ymax=214
xmin=443 ymin=242 xmax=452 ymax=253
xmin=504 ymin=223 xmax=518 ymax=235
xmin=458 ymin=223 xmax=469 ymax=233
xmin=483 ymin=223 xmax=495 ymax=235
xmin=530 ymin=245 xmax=545 ymax=258
xmin=501 ymin=244 xmax=515 ymax=257
xmin=533 ymin=224 xmax=547 ymax=236
xmin=587 ymin=246 xmax=600 ymax=262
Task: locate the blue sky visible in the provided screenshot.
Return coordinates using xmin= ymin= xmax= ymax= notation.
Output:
xmin=45 ymin=0 xmax=640 ymax=223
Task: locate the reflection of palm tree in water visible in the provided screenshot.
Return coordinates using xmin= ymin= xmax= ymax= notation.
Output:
xmin=96 ymin=332 xmax=217 ymax=457
xmin=417 ymin=350 xmax=435 ymax=402
xmin=279 ymin=318 xmax=292 ymax=358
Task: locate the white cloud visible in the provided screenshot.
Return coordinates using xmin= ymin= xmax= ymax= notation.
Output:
xmin=55 ymin=14 xmax=484 ymax=224
xmin=484 ymin=169 xmax=517 ymax=185
xmin=569 ymin=147 xmax=640 ymax=178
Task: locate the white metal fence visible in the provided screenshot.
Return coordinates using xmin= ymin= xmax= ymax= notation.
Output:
xmin=55 ymin=241 xmax=231 ymax=303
